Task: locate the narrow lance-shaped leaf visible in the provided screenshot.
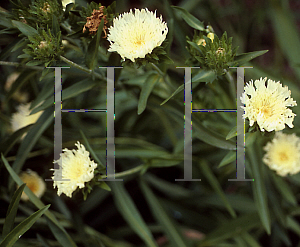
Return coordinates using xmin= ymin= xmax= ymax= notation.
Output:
xmin=1 ymin=155 xmax=78 ymax=247
xmin=138 ymin=74 xmax=160 ymax=115
xmin=0 ymin=205 xmax=50 ymax=247
xmin=11 ymin=20 xmax=38 ymax=37
xmin=140 ymin=179 xmax=189 ymax=247
xmin=30 ymin=78 xmax=98 ymax=115
xmin=110 ymin=182 xmax=158 ymax=247
xmin=172 ymin=6 xmax=205 ymax=31
xmin=228 ymin=50 xmax=268 ymax=67
xmin=248 ymin=145 xmax=271 ymax=235
xmin=199 ymin=160 xmax=236 ymax=218
xmin=2 ymin=184 xmax=27 ymax=238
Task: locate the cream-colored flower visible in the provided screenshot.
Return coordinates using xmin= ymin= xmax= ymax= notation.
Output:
xmin=19 ymin=170 xmax=46 ymax=201
xmin=107 ymin=8 xmax=168 ymax=62
xmin=5 ymin=72 xmax=29 ymax=103
xmin=263 ymin=132 xmax=300 ymax=176
xmin=52 ymin=142 xmax=97 ymax=198
xmin=207 ymin=32 xmax=214 ymax=42
xmin=62 ymin=0 xmax=75 ymax=10
xmin=241 ymin=77 xmax=297 ymax=132
xmin=197 ymin=33 xmax=214 ymax=46
xmin=11 ymin=102 xmax=43 ymax=138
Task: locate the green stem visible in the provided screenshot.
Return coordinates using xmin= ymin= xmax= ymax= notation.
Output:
xmin=150 ymin=62 xmax=176 ymax=91
xmin=100 ymin=164 xmax=145 ymax=179
xmin=59 ymin=55 xmax=103 ymax=80
xmin=0 ymin=61 xmax=44 ymax=70
xmin=150 ymin=62 xmax=165 ymax=77
xmin=225 ymin=70 xmax=236 ymax=105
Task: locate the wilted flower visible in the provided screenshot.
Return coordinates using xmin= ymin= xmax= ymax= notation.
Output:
xmin=19 ymin=170 xmax=46 ymax=201
xmin=83 ymin=6 xmax=108 ymax=36
xmin=241 ymin=77 xmax=297 ymax=132
xmin=52 ymin=142 xmax=97 ymax=198
xmin=11 ymin=103 xmax=43 ymax=138
xmin=263 ymin=132 xmax=300 ymax=176
xmin=107 ymin=8 xmax=168 ymax=62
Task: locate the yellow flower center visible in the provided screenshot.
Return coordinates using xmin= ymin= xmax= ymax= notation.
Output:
xmin=278 ymin=152 xmax=288 ymax=162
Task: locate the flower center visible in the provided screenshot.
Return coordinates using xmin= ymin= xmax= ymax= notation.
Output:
xmin=278 ymin=152 xmax=288 ymax=162
xmin=134 ymin=39 xmax=145 ymax=47
xmin=28 ymin=182 xmax=38 ymax=193
xmin=260 ymin=105 xmax=271 ymax=117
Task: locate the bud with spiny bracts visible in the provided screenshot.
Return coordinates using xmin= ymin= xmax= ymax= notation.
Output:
xmin=186 ymin=31 xmax=238 ymax=76
xmin=11 ymin=0 xmax=63 ymax=29
xmin=19 ymin=28 xmax=63 ymax=67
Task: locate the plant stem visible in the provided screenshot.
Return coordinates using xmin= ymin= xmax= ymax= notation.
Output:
xmin=150 ymin=62 xmax=176 ymax=91
xmin=59 ymin=55 xmax=104 ymax=80
xmin=0 ymin=61 xmax=44 ymax=70
xmin=100 ymin=164 xmax=145 ymax=179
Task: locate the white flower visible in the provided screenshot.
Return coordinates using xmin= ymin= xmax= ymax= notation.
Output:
xmin=62 ymin=0 xmax=75 ymax=11
xmin=52 ymin=142 xmax=97 ymax=198
xmin=241 ymin=77 xmax=297 ymax=132
xmin=107 ymin=8 xmax=168 ymax=62
xmin=11 ymin=102 xmax=43 ymax=138
xmin=263 ymin=132 xmax=300 ymax=176
xmin=5 ymin=72 xmax=29 ymax=103
xmin=19 ymin=170 xmax=46 ymax=201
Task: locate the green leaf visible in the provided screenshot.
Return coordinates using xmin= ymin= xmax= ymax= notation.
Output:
xmin=2 ymin=184 xmax=26 ymax=238
xmin=270 ymin=6 xmax=300 ymax=79
xmin=192 ymin=69 xmax=217 ymax=84
xmin=0 ymin=125 xmax=32 ymax=157
xmin=52 ymin=15 xmax=60 ymax=36
xmin=248 ymin=145 xmax=271 ymax=235
xmin=199 ymin=212 xmax=260 ymax=246
xmin=0 ymin=205 xmax=50 ymax=247
xmin=85 ymin=19 xmax=104 ymax=70
xmin=1 ymin=155 xmax=77 ymax=247
xmin=218 ymin=151 xmax=236 ymax=168
xmin=192 ymin=116 xmax=236 ymax=150
xmin=80 ymin=130 xmax=105 ymax=168
xmin=138 ymin=74 xmax=160 ymax=115
xmin=11 ymin=20 xmax=38 ymax=37
xmin=46 ymin=219 xmax=77 ymax=247
xmin=199 ymin=160 xmax=236 ymax=218
xmin=30 ymin=78 xmax=97 ymax=115
xmin=110 ymin=182 xmax=157 ymax=247
xmin=229 ymin=50 xmax=268 ymax=66
xmin=271 ymin=173 xmax=297 ymax=206
xmin=160 ymin=84 xmax=184 ymax=106
xmin=140 ymin=180 xmax=189 ymax=247
xmin=226 ymin=126 xmax=237 ymax=140
xmin=98 ymin=182 xmax=111 ymax=192
xmin=172 ymin=6 xmax=205 ymax=31
xmin=36 ymin=234 xmax=51 ymax=247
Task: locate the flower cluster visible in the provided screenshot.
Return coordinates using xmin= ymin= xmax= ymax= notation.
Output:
xmin=52 ymin=142 xmax=97 ymax=198
xmin=187 ymin=31 xmax=237 ymax=75
xmin=263 ymin=132 xmax=300 ymax=176
xmin=241 ymin=77 xmax=297 ymax=132
xmin=107 ymin=8 xmax=168 ymax=63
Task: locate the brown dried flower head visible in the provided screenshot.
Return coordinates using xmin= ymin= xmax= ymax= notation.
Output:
xmin=83 ymin=6 xmax=108 ymax=37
